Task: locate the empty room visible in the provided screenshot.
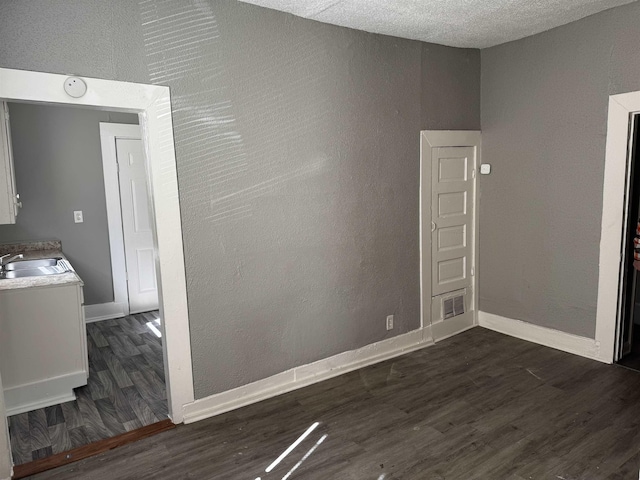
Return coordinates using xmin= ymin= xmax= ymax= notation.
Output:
xmin=0 ymin=0 xmax=640 ymax=479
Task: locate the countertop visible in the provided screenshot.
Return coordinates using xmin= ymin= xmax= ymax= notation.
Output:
xmin=0 ymin=243 xmax=83 ymax=291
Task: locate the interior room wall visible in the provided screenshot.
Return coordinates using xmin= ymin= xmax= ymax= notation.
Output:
xmin=0 ymin=0 xmax=480 ymax=399
xmin=421 ymin=43 xmax=480 ymax=130
xmin=0 ymin=103 xmax=138 ymax=306
xmin=480 ymin=1 xmax=640 ymax=337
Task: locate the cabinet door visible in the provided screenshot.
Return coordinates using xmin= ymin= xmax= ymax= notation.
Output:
xmin=0 ymin=101 xmax=18 ymax=224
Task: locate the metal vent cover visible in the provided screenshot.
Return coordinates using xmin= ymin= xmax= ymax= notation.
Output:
xmin=443 ymin=294 xmax=465 ymax=319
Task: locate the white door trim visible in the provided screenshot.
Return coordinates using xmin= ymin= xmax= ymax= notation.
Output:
xmin=0 ymin=67 xmax=194 ymax=478
xmin=99 ymin=123 xmax=141 ymax=318
xmin=596 ymin=92 xmax=640 ymax=363
xmin=420 ymin=131 xmax=481 ymax=337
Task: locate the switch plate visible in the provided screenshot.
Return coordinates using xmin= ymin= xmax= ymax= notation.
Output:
xmin=480 ymin=164 xmax=491 ymax=175
xmin=74 ymin=210 xmax=83 ymax=223
xmin=386 ymin=315 xmax=394 ymax=331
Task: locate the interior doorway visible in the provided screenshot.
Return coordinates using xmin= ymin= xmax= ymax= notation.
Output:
xmin=0 ymin=67 xmax=194 ymax=480
xmin=617 ymin=114 xmax=640 ymax=369
xmin=0 ymin=101 xmax=169 ymax=476
xmin=100 ymin=123 xmax=160 ymax=317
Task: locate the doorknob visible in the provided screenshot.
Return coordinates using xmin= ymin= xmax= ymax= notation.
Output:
xmin=431 ymin=221 xmax=436 ymax=232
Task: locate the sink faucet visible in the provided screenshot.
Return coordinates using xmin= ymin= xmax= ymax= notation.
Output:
xmin=0 ymin=253 xmax=23 ymax=268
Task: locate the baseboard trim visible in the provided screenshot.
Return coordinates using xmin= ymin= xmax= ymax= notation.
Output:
xmin=4 ymin=371 xmax=87 ymax=416
xmin=478 ymin=311 xmax=605 ymax=362
xmin=183 ymin=325 xmax=434 ymax=424
xmin=12 ymin=419 xmax=175 ymax=479
xmin=431 ymin=311 xmax=475 ymax=342
xmin=84 ymin=302 xmax=127 ymax=323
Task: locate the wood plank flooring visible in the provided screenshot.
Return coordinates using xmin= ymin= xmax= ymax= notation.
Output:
xmin=25 ymin=327 xmax=640 ymax=479
xmin=8 ymin=311 xmax=168 ymax=466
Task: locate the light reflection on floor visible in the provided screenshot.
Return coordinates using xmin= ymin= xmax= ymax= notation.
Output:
xmin=146 ymin=316 xmax=162 ymax=338
xmin=256 ymin=422 xmax=329 ymax=479
xmin=254 ymin=422 xmax=386 ymax=479
xmin=281 ymin=433 xmax=328 ymax=480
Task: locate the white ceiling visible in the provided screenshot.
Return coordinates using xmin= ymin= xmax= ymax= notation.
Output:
xmin=238 ymin=0 xmax=636 ymax=48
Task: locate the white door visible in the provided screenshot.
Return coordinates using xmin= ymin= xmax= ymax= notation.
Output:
xmin=0 ymin=102 xmax=19 ymax=224
xmin=116 ymin=138 xmax=159 ymax=314
xmin=431 ymin=146 xmax=474 ymax=296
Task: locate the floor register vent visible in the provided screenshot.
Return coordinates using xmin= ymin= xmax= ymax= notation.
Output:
xmin=443 ymin=294 xmax=465 ymax=319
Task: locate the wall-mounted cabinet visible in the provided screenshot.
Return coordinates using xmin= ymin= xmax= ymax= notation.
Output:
xmin=0 ymin=102 xmax=20 ymax=224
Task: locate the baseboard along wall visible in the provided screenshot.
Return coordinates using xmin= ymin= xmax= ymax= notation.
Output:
xmin=84 ymin=302 xmax=127 ymax=323
xmin=477 ymin=311 xmax=607 ymax=363
xmin=183 ymin=310 xmax=608 ymax=426
xmin=183 ymin=325 xmax=435 ymax=424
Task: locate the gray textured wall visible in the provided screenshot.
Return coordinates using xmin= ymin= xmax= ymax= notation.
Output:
xmin=422 ymin=43 xmax=480 ymax=130
xmin=0 ymin=103 xmax=139 ymax=305
xmin=0 ymin=0 xmax=480 ymax=398
xmin=480 ymin=2 xmax=640 ymax=337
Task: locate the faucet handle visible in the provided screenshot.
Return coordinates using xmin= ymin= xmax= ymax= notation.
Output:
xmin=0 ymin=253 xmax=23 ymax=265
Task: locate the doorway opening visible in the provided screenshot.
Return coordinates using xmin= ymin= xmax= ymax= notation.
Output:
xmin=617 ymin=114 xmax=640 ymax=370
xmin=100 ymin=123 xmax=160 ymax=318
xmin=0 ymin=67 xmax=194 ymax=479
xmin=0 ymin=101 xmax=168 ymax=474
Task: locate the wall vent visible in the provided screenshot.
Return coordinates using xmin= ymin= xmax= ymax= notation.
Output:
xmin=443 ymin=294 xmax=465 ymax=319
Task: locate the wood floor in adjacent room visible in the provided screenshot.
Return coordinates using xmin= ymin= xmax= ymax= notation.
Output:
xmin=26 ymin=327 xmax=640 ymax=479
xmin=9 ymin=312 xmax=168 ymax=466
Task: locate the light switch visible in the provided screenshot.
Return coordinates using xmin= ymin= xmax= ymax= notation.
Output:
xmin=480 ymin=164 xmax=491 ymax=175
xmin=74 ymin=211 xmax=83 ymax=223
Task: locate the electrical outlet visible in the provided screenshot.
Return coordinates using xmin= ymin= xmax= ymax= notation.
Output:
xmin=74 ymin=210 xmax=83 ymax=223
xmin=386 ymin=315 xmax=394 ymax=331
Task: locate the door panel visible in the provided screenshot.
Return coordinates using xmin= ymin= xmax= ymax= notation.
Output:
xmin=116 ymin=138 xmax=159 ymax=314
xmin=136 ymin=248 xmax=157 ymax=293
xmin=437 ymin=225 xmax=466 ymax=252
xmin=432 ymin=146 xmax=474 ymax=297
xmin=438 ymin=191 xmax=467 ymax=217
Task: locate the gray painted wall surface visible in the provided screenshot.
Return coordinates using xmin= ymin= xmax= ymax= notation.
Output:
xmin=0 ymin=0 xmax=480 ymax=398
xmin=0 ymin=103 xmax=138 ymax=305
xmin=422 ymin=43 xmax=480 ymax=130
xmin=480 ymin=2 xmax=640 ymax=337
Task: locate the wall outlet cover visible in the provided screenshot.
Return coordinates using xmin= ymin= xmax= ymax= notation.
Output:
xmin=74 ymin=210 xmax=83 ymax=223
xmin=386 ymin=315 xmax=394 ymax=330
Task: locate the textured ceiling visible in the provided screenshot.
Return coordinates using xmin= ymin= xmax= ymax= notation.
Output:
xmin=238 ymin=0 xmax=636 ymax=48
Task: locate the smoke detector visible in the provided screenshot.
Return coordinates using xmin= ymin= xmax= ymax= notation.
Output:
xmin=63 ymin=77 xmax=87 ymax=98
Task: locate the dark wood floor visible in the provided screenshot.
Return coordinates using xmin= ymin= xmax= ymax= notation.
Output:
xmin=9 ymin=312 xmax=168 ymax=466
xmin=25 ymin=327 xmax=640 ymax=479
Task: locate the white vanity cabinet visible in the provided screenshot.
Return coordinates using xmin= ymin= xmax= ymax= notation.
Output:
xmin=0 ymin=101 xmax=20 ymax=224
xmin=0 ymin=282 xmax=88 ymax=415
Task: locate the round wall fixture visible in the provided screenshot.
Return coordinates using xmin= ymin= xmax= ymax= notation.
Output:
xmin=63 ymin=77 xmax=87 ymax=98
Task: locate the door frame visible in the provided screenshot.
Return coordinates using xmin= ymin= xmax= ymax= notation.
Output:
xmin=0 ymin=67 xmax=194 ymax=477
xmin=420 ymin=131 xmax=481 ymax=339
xmin=596 ymin=91 xmax=640 ymax=363
xmin=98 ymin=123 xmax=148 ymax=320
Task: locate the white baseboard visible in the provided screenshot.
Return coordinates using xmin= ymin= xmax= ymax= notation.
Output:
xmin=183 ymin=325 xmax=434 ymax=424
xmin=84 ymin=302 xmax=127 ymax=323
xmin=3 ymin=371 xmax=87 ymax=416
xmin=478 ymin=311 xmax=605 ymax=362
xmin=431 ymin=311 xmax=476 ymax=342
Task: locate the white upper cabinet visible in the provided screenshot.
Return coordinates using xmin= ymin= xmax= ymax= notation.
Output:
xmin=0 ymin=102 xmax=20 ymax=224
